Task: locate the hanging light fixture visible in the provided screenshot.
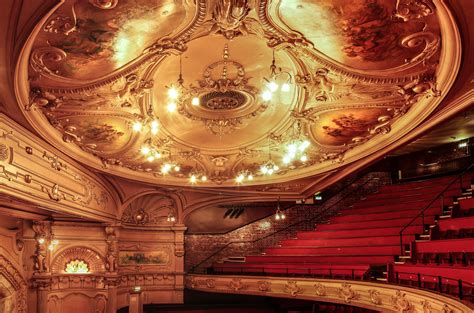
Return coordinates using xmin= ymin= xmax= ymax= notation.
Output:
xmin=165 ymin=54 xmax=200 ymax=113
xmin=234 ymin=170 xmax=254 ymax=184
xmin=261 ymin=49 xmax=292 ymax=101
xmin=260 ymin=137 xmax=279 ymax=175
xmin=166 ymin=211 xmax=176 ymax=223
xmin=282 ymin=121 xmax=311 ymax=166
xmin=48 ymin=229 xmax=59 ymax=251
xmin=132 ymin=103 xmax=160 ymax=135
xmin=274 ymin=198 xmax=286 ymax=220
xmin=140 ymin=138 xmax=164 ymax=162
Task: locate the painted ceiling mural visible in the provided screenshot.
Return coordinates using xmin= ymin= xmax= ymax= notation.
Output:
xmin=14 ymin=0 xmax=461 ymax=187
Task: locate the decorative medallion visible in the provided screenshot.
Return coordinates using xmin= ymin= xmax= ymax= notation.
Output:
xmin=314 ymin=283 xmax=326 ymax=297
xmin=391 ymin=290 xmax=412 ymax=312
xmin=338 ymin=282 xmax=357 ymax=303
xmin=284 ymin=281 xmax=300 ymax=297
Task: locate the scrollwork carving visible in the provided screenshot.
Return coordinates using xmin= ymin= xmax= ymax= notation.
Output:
xmin=395 ymin=0 xmax=435 ymax=21
xmin=105 ymin=226 xmax=118 ymax=272
xmin=41 ymin=184 xmax=66 ymax=201
xmin=338 ymin=282 xmax=357 ymax=303
xmin=314 ymin=283 xmax=326 ymax=296
xmin=391 ymin=290 xmax=412 ymax=312
xmin=88 ymin=0 xmax=119 ymax=10
xmin=212 ymin=0 xmax=251 ymax=40
xmin=228 ymin=278 xmax=244 ymax=291
xmin=284 ymin=281 xmax=300 ymax=297
xmin=257 ymin=280 xmax=270 ymax=292
xmin=368 ymin=289 xmax=382 ymax=305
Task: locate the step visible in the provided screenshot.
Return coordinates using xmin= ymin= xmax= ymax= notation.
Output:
xmin=332 ymin=206 xmax=441 ymax=223
xmin=245 ymin=255 xmax=394 ymax=265
xmin=316 ymin=216 xmax=436 ymax=231
xmin=297 ymin=225 xmax=423 ymax=239
xmin=264 ymin=245 xmax=401 ymax=256
xmin=280 ymin=235 xmax=415 ymax=248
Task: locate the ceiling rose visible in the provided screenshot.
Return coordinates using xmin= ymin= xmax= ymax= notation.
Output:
xmin=15 ymin=0 xmax=461 ymax=187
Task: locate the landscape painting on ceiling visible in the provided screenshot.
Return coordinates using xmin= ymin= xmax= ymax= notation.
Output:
xmin=33 ymin=0 xmax=186 ymax=80
xmin=279 ymin=0 xmax=439 ymax=70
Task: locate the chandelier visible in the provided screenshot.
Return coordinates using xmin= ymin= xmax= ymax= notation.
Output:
xmin=132 ymin=104 xmax=160 ymax=135
xmin=282 ymin=121 xmax=311 ymax=165
xmin=260 ymin=137 xmax=279 ymax=175
xmin=274 ymin=198 xmax=286 ymax=220
xmin=261 ymin=49 xmax=292 ymax=101
xmin=165 ymin=54 xmax=200 ymax=113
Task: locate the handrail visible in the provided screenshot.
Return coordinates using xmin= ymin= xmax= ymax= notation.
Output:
xmin=394 ymin=270 xmax=474 ymax=300
xmin=399 ymin=163 xmax=474 ymax=254
xmin=189 ymin=175 xmax=381 ymax=273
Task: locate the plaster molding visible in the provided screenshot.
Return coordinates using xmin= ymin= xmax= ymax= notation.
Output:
xmin=186 ymin=274 xmax=474 ymax=313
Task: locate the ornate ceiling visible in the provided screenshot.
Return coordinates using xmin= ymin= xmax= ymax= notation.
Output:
xmin=14 ymin=0 xmax=462 ymax=187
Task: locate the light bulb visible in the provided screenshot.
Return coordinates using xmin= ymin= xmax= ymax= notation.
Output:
xmin=147 ymin=155 xmax=155 ymax=162
xmin=260 ymin=166 xmax=268 ymax=174
xmin=48 ymin=244 xmax=54 ymax=251
xmin=247 ymin=174 xmax=253 ymax=181
xmin=140 ymin=146 xmax=150 ymax=155
xmin=261 ymin=90 xmax=273 ymax=101
xmin=273 ymin=165 xmax=279 ymax=171
xmin=281 ymin=83 xmax=291 ymax=92
xmin=281 ymin=213 xmax=286 ymax=220
xmin=236 ymin=174 xmax=244 ymax=183
xmin=171 ymin=216 xmax=176 ymax=222
xmin=300 ymin=155 xmax=308 ymax=162
xmin=268 ymin=168 xmax=274 ymax=175
xmin=190 ymin=175 xmax=197 ymax=183
xmin=161 ymin=163 xmax=171 ymax=174
xmin=52 ymin=239 xmax=59 ymax=245
xmin=154 ymin=151 xmax=162 ymax=159
xmin=132 ymin=121 xmax=143 ymax=132
xmin=283 ymin=155 xmax=291 ymax=164
xmin=287 ymin=143 xmax=297 ymax=153
xmin=174 ymin=165 xmax=180 ymax=172
xmin=275 ymin=214 xmax=280 ymax=220
xmin=300 ymin=140 xmax=310 ymax=150
xmin=191 ymin=97 xmax=200 ymax=106
xmin=201 ymin=176 xmax=207 ymax=182
xmin=168 ymin=87 xmax=179 ymax=99
xmin=267 ymin=81 xmax=279 ymax=92
xmin=150 ymin=120 xmax=159 ymax=135
xmin=37 ymin=238 xmax=45 ymax=244
xmin=167 ymin=102 xmax=177 ymax=112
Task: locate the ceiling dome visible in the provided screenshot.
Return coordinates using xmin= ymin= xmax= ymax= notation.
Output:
xmin=14 ymin=0 xmax=461 ymax=187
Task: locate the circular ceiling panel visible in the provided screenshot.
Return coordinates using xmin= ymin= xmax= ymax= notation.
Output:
xmin=15 ymin=0 xmax=462 ymax=187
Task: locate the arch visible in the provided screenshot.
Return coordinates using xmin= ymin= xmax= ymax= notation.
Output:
xmin=0 ymin=255 xmax=27 ymax=313
xmin=51 ymin=246 xmax=105 ymax=274
xmin=121 ymin=192 xmax=184 ymax=225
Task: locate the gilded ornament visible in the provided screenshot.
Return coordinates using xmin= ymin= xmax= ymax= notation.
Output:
xmin=88 ymin=0 xmax=118 ymax=10
xmin=314 ymin=283 xmax=326 ymax=296
xmin=395 ymin=0 xmax=435 ymax=21
xmin=391 ymin=290 xmax=412 ymax=312
xmin=421 ymin=300 xmax=433 ymax=313
xmin=368 ymin=289 xmax=382 ymax=305
xmin=338 ymin=282 xmax=356 ymax=303
xmin=228 ymin=278 xmax=244 ymax=291
xmin=257 ymin=281 xmax=270 ymax=292
xmin=284 ymin=281 xmax=300 ymax=297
